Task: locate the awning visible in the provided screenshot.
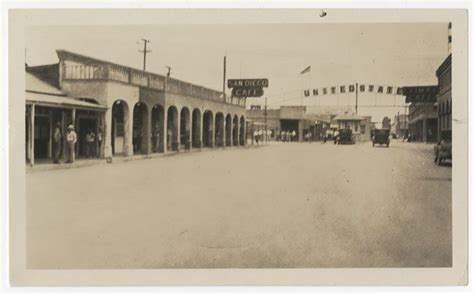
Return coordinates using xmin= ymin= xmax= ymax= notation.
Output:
xmin=26 ymin=91 xmax=108 ymax=111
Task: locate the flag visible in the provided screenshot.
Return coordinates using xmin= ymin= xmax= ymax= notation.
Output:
xmin=387 ymin=86 xmax=393 ymax=94
xmin=369 ymin=85 xmax=374 ymax=92
xmin=300 ymin=65 xmax=311 ymax=75
xmin=396 ymin=87 xmax=403 ymax=95
xmin=378 ymin=86 xmax=384 ymax=93
xmin=322 ymin=88 xmax=327 ymax=95
xmin=340 ymin=86 xmax=345 ymax=93
xmin=331 ymin=87 xmax=336 ymax=94
xmin=349 ymin=85 xmax=355 ymax=92
xmin=360 ymin=85 xmax=365 ymax=92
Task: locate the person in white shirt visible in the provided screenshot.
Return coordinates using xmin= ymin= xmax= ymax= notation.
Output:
xmin=66 ymin=124 xmax=77 ymax=163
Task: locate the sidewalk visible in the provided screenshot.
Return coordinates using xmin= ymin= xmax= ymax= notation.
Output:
xmin=26 ymin=143 xmax=267 ymax=173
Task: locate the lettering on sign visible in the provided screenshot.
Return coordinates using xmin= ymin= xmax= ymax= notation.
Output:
xmin=402 ymin=86 xmax=438 ymax=103
xmin=227 ymin=79 xmax=269 ymax=88
xmin=231 ymin=87 xmax=264 ymax=98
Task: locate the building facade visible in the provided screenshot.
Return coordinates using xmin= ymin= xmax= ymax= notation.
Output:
xmin=408 ymin=103 xmax=438 ymax=142
xmin=26 ymin=50 xmax=247 ymax=165
xmin=436 ymin=54 xmax=452 ymax=141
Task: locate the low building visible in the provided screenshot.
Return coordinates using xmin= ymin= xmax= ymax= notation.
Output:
xmin=436 ymin=54 xmax=452 ymax=141
xmin=25 ymin=50 xmax=247 ymax=166
xmin=332 ymin=113 xmax=371 ymax=142
xmin=246 ymin=106 xmax=333 ymax=142
xmin=246 ymin=108 xmax=281 ymax=139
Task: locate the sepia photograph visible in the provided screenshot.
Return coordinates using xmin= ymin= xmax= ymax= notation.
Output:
xmin=5 ymin=7 xmax=470 ymax=287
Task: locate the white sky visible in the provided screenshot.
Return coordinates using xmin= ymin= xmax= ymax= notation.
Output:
xmin=26 ymin=23 xmax=449 ymax=122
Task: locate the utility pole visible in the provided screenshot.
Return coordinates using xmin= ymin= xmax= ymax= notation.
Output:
xmin=139 ymin=38 xmax=151 ymax=71
xmin=397 ymin=111 xmax=400 ymax=137
xmin=264 ymin=96 xmax=268 ymax=143
xmin=223 ymin=56 xmax=227 ymax=102
xmin=355 ymin=82 xmax=359 ymax=114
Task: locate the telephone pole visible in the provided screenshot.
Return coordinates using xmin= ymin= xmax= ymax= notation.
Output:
xmin=355 ymin=82 xmax=359 ymax=114
xmin=264 ymin=96 xmax=268 ymax=143
xmin=223 ymin=56 xmax=227 ymax=102
xmin=139 ymin=38 xmax=151 ymax=71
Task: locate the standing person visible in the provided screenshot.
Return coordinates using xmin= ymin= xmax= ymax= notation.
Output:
xmin=86 ymin=130 xmax=96 ymax=157
xmin=96 ymin=128 xmax=103 ymax=158
xmin=153 ymin=123 xmax=160 ymax=152
xmin=66 ymin=124 xmax=77 ymax=163
xmin=254 ymin=129 xmax=259 ymax=144
xmin=52 ymin=123 xmax=62 ymax=164
xmin=167 ymin=128 xmax=172 ymax=150
xmin=291 ymin=130 xmax=296 ymax=142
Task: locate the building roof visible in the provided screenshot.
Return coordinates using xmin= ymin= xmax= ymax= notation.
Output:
xmin=25 ymin=71 xmax=107 ymax=110
xmin=26 ymin=91 xmax=107 ymax=110
xmin=333 ymin=113 xmax=364 ymax=121
xmin=25 ymin=71 xmax=63 ymax=95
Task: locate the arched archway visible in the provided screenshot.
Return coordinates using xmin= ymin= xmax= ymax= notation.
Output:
xmin=239 ymin=116 xmax=245 ymax=145
xmin=133 ymin=102 xmax=148 ymax=154
xmin=151 ymin=104 xmax=165 ymax=153
xmin=180 ymin=107 xmax=191 ymax=149
xmin=215 ymin=112 xmax=225 ymax=147
xmin=225 ymin=114 xmax=232 ymax=146
xmin=233 ymin=115 xmax=239 ymax=146
xmin=192 ymin=109 xmax=202 ymax=148
xmin=111 ymin=100 xmax=130 ymax=155
xmin=203 ymin=110 xmax=214 ymax=147
xmin=167 ymin=106 xmax=179 ymax=151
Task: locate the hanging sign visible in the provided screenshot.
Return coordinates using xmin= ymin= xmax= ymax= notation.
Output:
xmin=231 ymin=86 xmax=264 ymax=98
xmin=228 ymin=79 xmax=269 ymax=88
xmin=403 ymin=86 xmax=438 ymax=103
xmin=228 ymin=78 xmax=268 ymax=98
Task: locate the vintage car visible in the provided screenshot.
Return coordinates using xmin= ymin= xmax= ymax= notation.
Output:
xmin=334 ymin=129 xmax=354 ymax=145
xmin=372 ymin=128 xmax=390 ymax=147
xmin=434 ymin=131 xmax=452 ymax=165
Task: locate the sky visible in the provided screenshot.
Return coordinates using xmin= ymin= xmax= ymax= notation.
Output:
xmin=26 ymin=23 xmax=449 ymax=122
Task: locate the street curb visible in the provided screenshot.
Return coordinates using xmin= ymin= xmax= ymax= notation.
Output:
xmin=26 ymin=144 xmax=267 ymax=174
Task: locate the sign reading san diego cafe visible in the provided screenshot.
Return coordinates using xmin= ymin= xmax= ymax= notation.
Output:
xmin=227 ymin=78 xmax=269 ymax=98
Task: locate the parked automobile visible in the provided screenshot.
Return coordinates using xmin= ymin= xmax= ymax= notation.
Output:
xmin=434 ymin=131 xmax=452 ymax=165
xmin=334 ymin=128 xmax=354 ymax=145
xmin=372 ymin=128 xmax=390 ymax=147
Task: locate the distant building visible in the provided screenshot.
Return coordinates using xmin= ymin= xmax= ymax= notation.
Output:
xmin=393 ymin=114 xmax=408 ymax=138
xmin=436 ymin=54 xmax=452 ymax=141
xmin=333 ymin=113 xmax=372 ymax=142
xmin=246 ymin=105 xmax=333 ymax=142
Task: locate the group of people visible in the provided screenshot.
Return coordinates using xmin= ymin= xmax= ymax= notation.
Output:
xmin=253 ymin=129 xmax=271 ymax=144
xmin=278 ymin=130 xmax=297 ymax=142
xmin=52 ymin=123 xmax=102 ymax=164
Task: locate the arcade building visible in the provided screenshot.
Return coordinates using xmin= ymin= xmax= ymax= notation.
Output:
xmin=25 ymin=50 xmax=247 ymax=166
